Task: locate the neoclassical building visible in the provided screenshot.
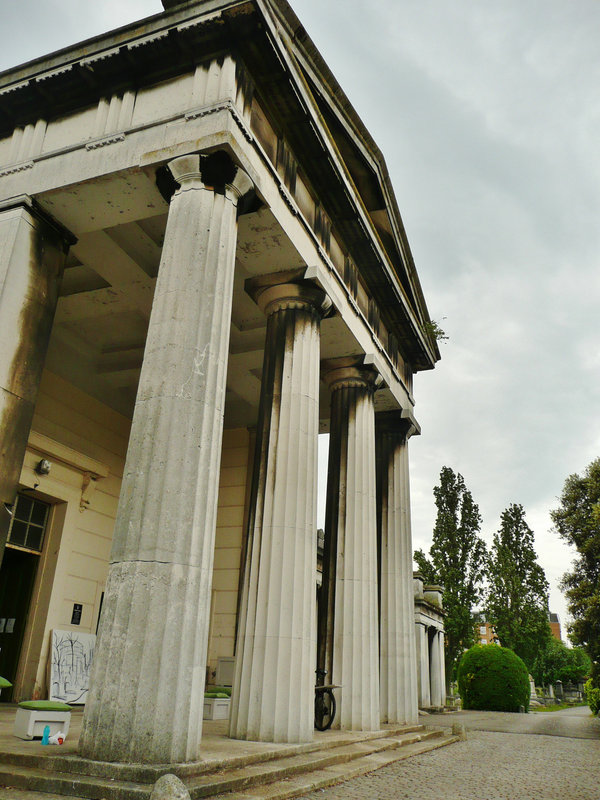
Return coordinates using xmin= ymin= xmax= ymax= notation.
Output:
xmin=0 ymin=0 xmax=439 ymax=764
xmin=413 ymin=574 xmax=446 ymax=709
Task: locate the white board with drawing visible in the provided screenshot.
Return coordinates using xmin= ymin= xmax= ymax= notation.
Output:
xmin=49 ymin=630 xmax=96 ymax=704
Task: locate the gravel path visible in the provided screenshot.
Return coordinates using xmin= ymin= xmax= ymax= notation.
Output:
xmin=424 ymin=705 xmax=600 ymax=740
xmin=297 ymin=729 xmax=600 ymax=800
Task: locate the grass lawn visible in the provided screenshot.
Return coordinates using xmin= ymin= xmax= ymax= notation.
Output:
xmin=530 ymin=702 xmax=587 ymax=712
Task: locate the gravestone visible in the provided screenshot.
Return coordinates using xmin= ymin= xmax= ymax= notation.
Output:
xmin=529 ymin=675 xmax=537 ymax=698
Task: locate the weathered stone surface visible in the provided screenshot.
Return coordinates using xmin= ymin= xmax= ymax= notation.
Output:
xmin=416 ymin=622 xmax=431 ymax=708
xmin=150 ymin=773 xmax=191 ymax=800
xmin=324 ymin=365 xmax=381 ymax=731
xmin=429 ymin=629 xmax=444 ymax=708
xmin=79 ymin=154 xmax=251 ymax=764
xmin=451 ymin=722 xmax=467 ymax=740
xmin=0 ymin=200 xmax=68 ymax=557
xmin=0 ymin=711 xmax=455 ymax=800
xmin=376 ymin=413 xmax=419 ymax=726
xmin=231 ymin=282 xmax=330 ymax=743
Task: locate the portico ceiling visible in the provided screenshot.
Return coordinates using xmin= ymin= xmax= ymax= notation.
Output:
xmin=39 ymin=168 xmax=367 ymax=427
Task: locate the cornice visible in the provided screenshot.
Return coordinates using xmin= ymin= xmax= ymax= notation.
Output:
xmin=0 ymin=3 xmax=245 ymax=136
xmin=0 ymin=0 xmax=438 ymax=372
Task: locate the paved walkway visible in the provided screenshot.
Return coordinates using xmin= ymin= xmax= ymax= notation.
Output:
xmin=298 ymin=708 xmax=600 ymax=800
xmin=424 ymin=705 xmax=600 ymax=739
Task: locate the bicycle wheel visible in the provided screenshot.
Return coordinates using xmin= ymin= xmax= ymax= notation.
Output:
xmin=314 ymin=688 xmax=336 ymax=731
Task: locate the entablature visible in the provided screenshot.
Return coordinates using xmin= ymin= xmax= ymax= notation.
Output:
xmin=0 ymin=0 xmax=439 ymax=374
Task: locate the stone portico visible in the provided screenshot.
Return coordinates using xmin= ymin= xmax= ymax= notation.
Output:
xmin=414 ymin=575 xmax=446 ymax=710
xmin=0 ymin=0 xmax=439 ymax=765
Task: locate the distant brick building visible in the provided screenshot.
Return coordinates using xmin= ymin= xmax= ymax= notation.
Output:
xmin=474 ymin=611 xmax=563 ymax=647
xmin=476 ymin=620 xmax=497 ymax=645
xmin=548 ymin=612 xmax=562 ymax=642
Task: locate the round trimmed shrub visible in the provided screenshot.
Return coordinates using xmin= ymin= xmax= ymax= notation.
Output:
xmin=457 ymin=644 xmax=530 ymax=712
xmin=584 ymin=678 xmax=600 ymax=716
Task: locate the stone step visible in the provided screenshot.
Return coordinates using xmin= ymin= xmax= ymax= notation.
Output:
xmin=0 ymin=727 xmax=457 ymax=800
xmin=0 ymin=791 xmax=89 ymax=800
xmin=208 ymin=734 xmax=459 ymax=800
xmin=185 ymin=729 xmax=445 ymax=798
xmin=0 ymin=725 xmax=426 ymax=782
xmin=0 ymin=763 xmax=148 ymax=800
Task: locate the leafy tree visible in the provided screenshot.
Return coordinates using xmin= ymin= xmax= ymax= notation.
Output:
xmin=565 ymin=646 xmax=593 ymax=684
xmin=485 ymin=504 xmax=550 ymax=670
xmin=415 ymin=467 xmax=487 ymax=687
xmin=551 ymin=458 xmax=600 ymax=688
xmin=532 ymin=638 xmax=592 ymax=686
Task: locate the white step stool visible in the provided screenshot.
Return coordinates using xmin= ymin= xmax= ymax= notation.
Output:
xmin=203 ymin=696 xmax=230 ymax=720
xmin=14 ymin=701 xmax=72 ymax=740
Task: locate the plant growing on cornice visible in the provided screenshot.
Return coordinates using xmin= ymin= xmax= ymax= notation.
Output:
xmin=423 ymin=318 xmax=449 ymax=342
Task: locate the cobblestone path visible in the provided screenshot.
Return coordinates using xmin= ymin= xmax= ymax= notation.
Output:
xmin=297 ymin=730 xmax=600 ymax=800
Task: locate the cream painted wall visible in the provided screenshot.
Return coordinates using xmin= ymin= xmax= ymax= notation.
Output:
xmin=14 ymin=370 xmax=251 ymax=699
xmin=15 ymin=369 xmax=129 ymax=700
xmin=207 ymin=427 xmax=251 ymax=676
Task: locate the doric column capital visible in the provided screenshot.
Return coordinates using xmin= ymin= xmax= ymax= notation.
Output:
xmin=250 ymin=281 xmax=332 ymax=318
xmin=165 ymin=150 xmax=253 ymax=205
xmin=323 ymin=363 xmax=382 ymax=394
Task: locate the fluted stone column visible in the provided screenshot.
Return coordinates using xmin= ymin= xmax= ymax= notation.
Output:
xmin=230 ymin=282 xmax=330 ymax=743
xmin=416 ymin=622 xmax=430 ymax=707
xmin=376 ymin=412 xmax=419 ymax=725
xmin=0 ymin=198 xmax=71 ymax=560
xmin=429 ymin=628 xmax=443 ymax=707
xmin=324 ymin=364 xmax=381 ymax=730
xmin=437 ymin=630 xmax=446 ymax=705
xmin=79 ymin=152 xmax=252 ymax=764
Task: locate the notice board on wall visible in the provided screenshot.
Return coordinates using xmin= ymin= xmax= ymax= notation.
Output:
xmin=49 ymin=630 xmax=96 ymax=704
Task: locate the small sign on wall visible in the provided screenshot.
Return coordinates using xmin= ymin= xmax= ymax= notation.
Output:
xmin=71 ymin=603 xmax=83 ymax=625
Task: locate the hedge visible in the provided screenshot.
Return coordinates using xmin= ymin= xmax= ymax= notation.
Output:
xmin=584 ymin=678 xmax=600 ymax=715
xmin=457 ymin=644 xmax=530 ymax=712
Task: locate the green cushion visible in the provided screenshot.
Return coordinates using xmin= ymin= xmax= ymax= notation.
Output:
xmin=18 ymin=700 xmax=71 ymax=712
xmin=204 ymin=692 xmax=230 ymax=699
xmin=212 ymin=686 xmax=232 ymax=696
xmin=0 ymin=676 xmax=12 ymax=688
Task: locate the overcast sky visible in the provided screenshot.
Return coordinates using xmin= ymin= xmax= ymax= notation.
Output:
xmin=2 ymin=0 xmax=599 ymax=634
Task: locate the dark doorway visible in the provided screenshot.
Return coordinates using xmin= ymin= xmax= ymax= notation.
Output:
xmin=0 ymin=549 xmax=38 ymax=699
xmin=0 ymin=494 xmax=50 ymax=700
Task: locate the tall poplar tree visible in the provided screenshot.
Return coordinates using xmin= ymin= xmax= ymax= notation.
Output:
xmin=414 ymin=466 xmax=487 ymax=686
xmin=485 ymin=503 xmax=550 ymax=670
xmin=551 ymin=458 xmax=600 ymax=687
